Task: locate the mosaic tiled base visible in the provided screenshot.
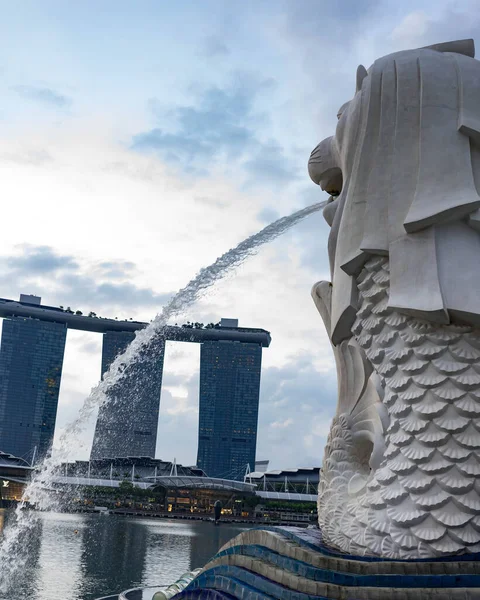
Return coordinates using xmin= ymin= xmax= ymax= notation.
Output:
xmin=172 ymin=526 xmax=480 ymax=599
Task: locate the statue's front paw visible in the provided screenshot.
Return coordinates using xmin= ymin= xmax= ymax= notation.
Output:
xmin=312 ymin=280 xmax=333 ymax=335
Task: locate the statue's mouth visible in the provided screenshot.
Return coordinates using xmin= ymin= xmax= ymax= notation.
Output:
xmin=311 ymin=166 xmax=343 ymax=204
xmin=323 ymin=170 xmax=342 ymax=198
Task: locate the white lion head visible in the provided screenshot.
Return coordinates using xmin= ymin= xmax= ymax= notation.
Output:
xmin=309 ymin=39 xmax=480 ymax=345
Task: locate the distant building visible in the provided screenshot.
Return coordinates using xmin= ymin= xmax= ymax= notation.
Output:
xmin=93 ymin=319 xmax=270 ymax=471
xmin=19 ymin=294 xmax=41 ymax=305
xmin=197 ymin=338 xmax=263 ymax=479
xmin=254 ymin=459 xmax=270 ymax=473
xmin=90 ymin=331 xmax=165 ymax=460
xmin=0 ymin=294 xmax=271 ymax=470
xmin=54 ymin=456 xmax=256 ymax=517
xmin=0 ymin=314 xmax=67 ymax=463
xmin=60 ymin=455 xmax=204 ymax=480
xmin=218 ymin=317 xmax=239 ymax=329
xmin=248 ymin=466 xmax=320 ymax=495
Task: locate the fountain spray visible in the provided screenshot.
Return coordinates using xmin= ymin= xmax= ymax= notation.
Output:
xmin=0 ymin=200 xmax=326 ymax=595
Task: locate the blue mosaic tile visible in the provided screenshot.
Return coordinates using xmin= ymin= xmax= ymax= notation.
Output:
xmin=262 ymin=527 xmax=480 ymax=564
xmin=215 ymin=543 xmax=480 ymax=589
xmin=178 ymin=565 xmax=347 ymax=600
xmin=172 ymin=527 xmax=480 ymax=599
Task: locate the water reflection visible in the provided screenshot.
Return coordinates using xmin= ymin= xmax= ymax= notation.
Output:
xmin=0 ymin=512 xmax=247 ymax=600
xmin=141 ymin=521 xmax=194 ymax=588
xmin=77 ymin=515 xmax=149 ymax=599
xmin=35 ymin=513 xmax=84 ymax=600
xmin=190 ymin=522 xmax=244 ymax=570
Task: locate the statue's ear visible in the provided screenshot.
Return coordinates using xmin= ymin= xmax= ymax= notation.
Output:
xmin=420 ymin=38 xmax=475 ymax=58
xmin=311 ymin=281 xmax=332 ymax=338
xmin=356 ymin=65 xmax=368 ymax=92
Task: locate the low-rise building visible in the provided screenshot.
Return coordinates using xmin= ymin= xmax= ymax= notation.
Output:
xmin=0 ymin=451 xmax=33 ymax=505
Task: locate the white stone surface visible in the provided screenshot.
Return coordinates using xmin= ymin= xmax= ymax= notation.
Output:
xmin=310 ymin=39 xmax=480 ymax=559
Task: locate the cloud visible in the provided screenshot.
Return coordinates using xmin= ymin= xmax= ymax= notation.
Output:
xmin=72 ymin=335 xmax=102 ymax=355
xmin=284 ymin=0 xmax=380 ymax=35
xmin=7 ymin=245 xmax=78 ymax=273
xmin=257 ymin=207 xmax=280 ymax=224
xmin=194 ymin=195 xmax=230 ymax=209
xmin=12 ymin=85 xmax=71 ymax=108
xmin=0 ymin=245 xmax=172 ymax=315
xmin=270 ymin=417 xmax=294 ymax=429
xmin=97 ymin=260 xmax=136 ymax=279
xmin=389 ymin=4 xmax=480 ymax=50
xmin=156 ymin=368 xmax=201 ymax=463
xmin=256 ymin=352 xmax=337 ymax=468
xmin=0 ymin=148 xmax=53 ymax=167
xmin=131 ymin=74 xmax=300 ymax=186
xmin=133 ymin=77 xmax=260 ymax=162
xmin=243 ymin=141 xmax=300 ymax=186
xmin=58 ymin=275 xmax=172 ymax=312
xmin=391 ymin=11 xmax=430 ymax=44
xmin=201 ymin=36 xmax=230 ymax=57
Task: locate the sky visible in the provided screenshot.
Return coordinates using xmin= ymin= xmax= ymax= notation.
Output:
xmin=0 ymin=0 xmax=479 ymax=470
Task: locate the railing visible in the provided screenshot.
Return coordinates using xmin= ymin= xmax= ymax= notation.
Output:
xmin=119 ymin=587 xmax=167 ymax=600
xmin=95 ymin=586 xmax=167 ymax=600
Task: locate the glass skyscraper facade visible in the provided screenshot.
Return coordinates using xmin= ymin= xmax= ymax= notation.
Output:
xmin=197 ymin=340 xmax=263 ymax=479
xmin=90 ymin=331 xmax=165 ymax=459
xmin=0 ymin=295 xmax=270 ymax=472
xmin=0 ymin=316 xmax=67 ymax=463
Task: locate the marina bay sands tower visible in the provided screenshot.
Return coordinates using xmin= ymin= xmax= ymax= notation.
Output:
xmin=91 ymin=318 xmax=270 ymax=479
xmin=90 ymin=331 xmax=166 ymax=460
xmin=0 ymin=296 xmax=270 ymax=478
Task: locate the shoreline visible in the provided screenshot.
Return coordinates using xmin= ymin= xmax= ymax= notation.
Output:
xmin=78 ymin=506 xmax=314 ymax=528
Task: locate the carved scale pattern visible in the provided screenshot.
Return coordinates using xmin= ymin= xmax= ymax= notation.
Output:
xmin=319 ymin=256 xmax=480 ymax=558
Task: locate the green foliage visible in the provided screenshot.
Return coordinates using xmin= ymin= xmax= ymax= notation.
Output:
xmin=119 ymin=480 xmax=135 ymax=491
xmin=242 ymin=496 xmax=260 ymax=508
xmin=75 ymin=482 xmax=166 ymax=504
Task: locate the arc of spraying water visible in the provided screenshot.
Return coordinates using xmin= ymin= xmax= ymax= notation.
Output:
xmin=0 ymin=200 xmax=326 ymax=592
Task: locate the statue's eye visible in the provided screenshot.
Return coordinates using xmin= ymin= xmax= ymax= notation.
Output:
xmin=337 ymin=101 xmax=350 ymax=120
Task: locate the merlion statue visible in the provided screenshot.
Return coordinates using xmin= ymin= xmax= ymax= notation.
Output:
xmin=310 ymin=39 xmax=480 ymax=559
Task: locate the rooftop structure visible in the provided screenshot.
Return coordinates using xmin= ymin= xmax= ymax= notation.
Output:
xmin=0 ymin=451 xmax=33 ymax=504
xmin=54 ymin=457 xmax=256 ymax=493
xmin=59 ymin=456 xmax=204 ymax=479
xmin=0 ymin=451 xmax=32 ymax=472
xmin=254 ymin=460 xmax=270 ymax=473
xmin=247 ymin=466 xmax=320 ymax=500
xmin=0 ymin=296 xmax=271 ymax=345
